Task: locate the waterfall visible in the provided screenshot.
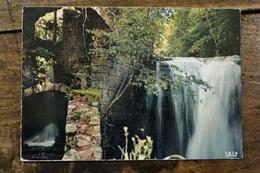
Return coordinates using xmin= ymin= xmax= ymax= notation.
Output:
xmin=46 ymin=64 xmax=55 ymax=84
xmin=24 ymin=123 xmax=59 ymax=147
xmin=154 ymin=56 xmax=242 ymax=159
xmin=156 ymin=63 xmax=164 ymax=158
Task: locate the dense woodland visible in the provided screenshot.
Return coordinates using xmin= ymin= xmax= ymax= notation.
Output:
xmin=166 ymin=8 xmax=240 ymax=57
xmin=89 ymin=7 xmax=240 ymax=95
xmin=95 ymin=7 xmax=240 ymax=58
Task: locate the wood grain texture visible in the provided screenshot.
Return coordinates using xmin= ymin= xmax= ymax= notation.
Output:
xmin=0 ymin=0 xmax=260 ymax=31
xmin=0 ymin=1 xmax=260 ymax=172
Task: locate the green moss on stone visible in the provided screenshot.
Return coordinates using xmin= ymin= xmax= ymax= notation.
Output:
xmin=68 ymin=87 xmax=102 ymax=103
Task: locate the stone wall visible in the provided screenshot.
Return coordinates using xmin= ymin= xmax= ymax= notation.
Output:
xmin=63 ymin=100 xmax=102 ymax=160
xmin=91 ymin=56 xmax=131 ymax=111
xmin=91 ymin=55 xmax=151 ymax=159
xmin=23 ymin=80 xmax=69 ymax=97
xmin=90 ymin=43 xmax=141 ymax=159
xmin=21 ymin=7 xmax=109 ymax=161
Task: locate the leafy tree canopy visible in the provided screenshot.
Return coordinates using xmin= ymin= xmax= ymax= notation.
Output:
xmin=89 ymin=7 xmax=171 ymax=63
xmin=35 ymin=9 xmax=63 ymax=42
xmin=88 ymin=7 xmax=175 ymax=95
xmin=88 ymin=7 xmax=213 ymax=97
xmin=166 ymin=8 xmax=240 ymax=57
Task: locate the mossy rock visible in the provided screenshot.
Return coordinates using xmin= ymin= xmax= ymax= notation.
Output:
xmin=68 ymin=88 xmax=102 ymax=103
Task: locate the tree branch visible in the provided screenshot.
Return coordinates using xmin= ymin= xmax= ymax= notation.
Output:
xmin=52 ymin=10 xmax=57 ymax=42
xmin=102 ymin=69 xmax=134 ymax=115
xmin=205 ymin=9 xmax=220 ymax=55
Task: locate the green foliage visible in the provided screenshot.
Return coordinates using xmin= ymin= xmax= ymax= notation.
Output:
xmin=88 ymin=7 xmax=169 ymax=64
xmin=69 ymin=107 xmax=98 ymax=121
xmin=89 ymin=7 xmax=214 ymax=97
xmin=67 ymin=88 xmax=102 ymax=103
xmin=31 ymin=47 xmax=56 ymax=71
xmin=166 ymin=8 xmax=240 ymax=57
xmin=35 ymin=10 xmax=63 ymax=41
xmin=118 ymin=127 xmax=186 ymax=160
xmin=88 ymin=7 xmax=176 ymax=95
xmin=31 ymin=47 xmax=55 ymax=58
xmin=132 ymin=67 xmax=158 ymax=94
xmin=118 ymin=127 xmax=153 ymax=160
xmin=132 ymin=64 xmax=212 ymax=96
xmin=35 ymin=56 xmax=56 ymax=71
xmin=70 ymin=108 xmax=82 ymax=120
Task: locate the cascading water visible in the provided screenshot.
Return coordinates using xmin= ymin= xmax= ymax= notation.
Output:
xmin=156 ymin=63 xmax=164 ymax=158
xmin=23 ymin=65 xmax=58 ymax=147
xmin=153 ymin=55 xmax=242 ymax=159
xmin=46 ymin=64 xmax=55 ymax=84
xmin=186 ymin=56 xmax=242 ymax=159
xmin=24 ymin=123 xmax=59 ymax=147
xmin=22 ymin=64 xmax=68 ymax=160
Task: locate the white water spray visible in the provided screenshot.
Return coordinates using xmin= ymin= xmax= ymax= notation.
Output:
xmin=46 ymin=64 xmax=55 ymax=84
xmin=155 ymin=56 xmax=242 ymax=159
xmin=24 ymin=123 xmax=59 ymax=147
xmin=156 ymin=62 xmax=164 ymax=158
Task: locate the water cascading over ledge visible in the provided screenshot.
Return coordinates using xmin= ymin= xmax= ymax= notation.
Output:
xmin=22 ymin=90 xmax=68 ymax=160
xmin=148 ymin=55 xmax=242 ymax=159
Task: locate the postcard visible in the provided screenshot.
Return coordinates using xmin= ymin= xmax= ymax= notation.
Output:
xmin=21 ymin=7 xmax=242 ymax=161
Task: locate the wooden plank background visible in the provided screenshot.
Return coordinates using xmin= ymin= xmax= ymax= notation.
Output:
xmin=0 ymin=0 xmax=260 ymax=172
